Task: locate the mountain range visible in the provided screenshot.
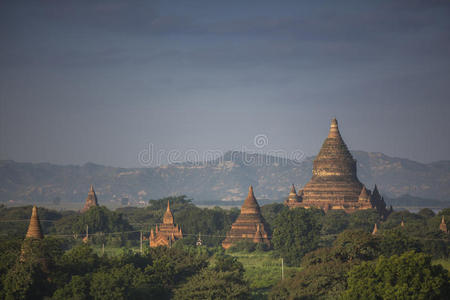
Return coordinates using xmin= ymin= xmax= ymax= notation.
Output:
xmin=1 ymin=151 xmax=449 ymax=207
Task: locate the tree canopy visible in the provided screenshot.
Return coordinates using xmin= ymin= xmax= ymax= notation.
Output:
xmin=271 ymin=208 xmax=323 ymax=266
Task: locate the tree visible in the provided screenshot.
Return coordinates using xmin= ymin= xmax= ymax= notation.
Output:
xmin=333 ymin=229 xmax=379 ymax=262
xmin=269 ymin=259 xmax=353 ymax=300
xmin=89 ymin=264 xmax=149 ymax=300
xmin=173 ymin=206 xmax=238 ymax=247
xmin=260 ymin=203 xmax=288 ymax=234
xmin=271 ymin=208 xmax=322 ymax=266
xmin=173 ymin=255 xmax=249 ymax=300
xmin=72 ymin=206 xmax=132 ymax=234
xmin=3 ymin=260 xmax=51 ymax=300
xmin=343 ymin=251 xmax=450 ymax=300
xmin=347 ymin=209 xmax=379 ymax=232
xmin=52 ymin=275 xmax=90 ymax=300
xmin=418 ymin=208 xmax=435 ymax=218
xmin=378 ymin=229 xmax=422 ymax=257
xmin=320 ymin=210 xmax=349 ymax=235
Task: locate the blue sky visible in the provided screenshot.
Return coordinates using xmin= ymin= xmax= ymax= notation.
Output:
xmin=1 ymin=0 xmax=449 ymax=166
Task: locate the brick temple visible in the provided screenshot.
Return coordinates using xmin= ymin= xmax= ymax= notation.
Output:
xmin=222 ymin=186 xmax=270 ymax=249
xmin=285 ymin=118 xmax=388 ymax=216
xmin=149 ymin=201 xmax=183 ymax=247
xmin=81 ymin=184 xmax=99 ymax=213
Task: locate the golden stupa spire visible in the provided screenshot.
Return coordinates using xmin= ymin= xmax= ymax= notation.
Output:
xmin=25 ymin=206 xmax=44 ymax=239
xmin=328 ymin=117 xmax=340 ymax=138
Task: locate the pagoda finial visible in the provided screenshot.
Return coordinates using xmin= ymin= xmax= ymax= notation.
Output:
xmin=288 ymin=184 xmax=299 ymax=203
xmin=290 ymin=184 xmax=296 ymax=194
xmin=248 ymin=185 xmax=254 ymax=198
xmin=25 ymin=206 xmax=44 ymax=239
xmin=163 ymin=200 xmax=174 ymax=224
xmin=327 ymin=117 xmax=340 ymax=138
xmin=401 ymin=216 xmax=405 ymax=227
xmin=81 ymin=184 xmax=99 ymax=213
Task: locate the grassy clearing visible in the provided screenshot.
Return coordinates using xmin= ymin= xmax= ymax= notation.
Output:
xmin=229 ymin=251 xmax=301 ymax=299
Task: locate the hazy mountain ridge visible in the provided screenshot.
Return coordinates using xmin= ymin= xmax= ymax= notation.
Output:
xmin=0 ymin=151 xmax=449 ymax=206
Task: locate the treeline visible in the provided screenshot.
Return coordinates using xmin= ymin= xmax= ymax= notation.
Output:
xmin=1 ymin=199 xmax=450 ymax=299
xmin=0 ymin=239 xmax=250 ymax=299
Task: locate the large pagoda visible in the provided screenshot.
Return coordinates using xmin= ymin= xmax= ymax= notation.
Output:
xmin=222 ymin=186 xmax=270 ymax=249
xmin=286 ymin=118 xmax=388 ymax=215
xmin=81 ymin=185 xmax=99 ymax=213
xmin=149 ymin=201 xmax=183 ymax=247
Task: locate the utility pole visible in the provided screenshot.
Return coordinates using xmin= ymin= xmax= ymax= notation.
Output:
xmin=281 ymin=258 xmax=284 ymax=280
xmin=140 ymin=231 xmax=143 ymax=254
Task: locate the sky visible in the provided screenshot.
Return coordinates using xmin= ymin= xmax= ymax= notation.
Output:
xmin=0 ymin=0 xmax=449 ymax=167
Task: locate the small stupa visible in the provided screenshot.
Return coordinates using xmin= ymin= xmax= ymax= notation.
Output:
xmin=25 ymin=206 xmax=44 ymax=239
xmin=439 ymin=216 xmax=447 ymax=233
xmin=21 ymin=206 xmax=45 ymax=263
xmin=81 ymin=185 xmax=99 ymax=213
xmin=222 ymin=186 xmax=270 ymax=249
xmin=284 ymin=184 xmax=300 ymax=206
xmin=149 ymin=200 xmax=183 ymax=247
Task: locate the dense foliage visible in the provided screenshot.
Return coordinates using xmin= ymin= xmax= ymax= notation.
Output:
xmin=271 ymin=208 xmax=323 ymax=266
xmin=343 ymin=251 xmax=450 ymax=299
xmin=0 ymin=241 xmax=214 ymax=299
xmin=173 ymin=254 xmax=249 ymax=299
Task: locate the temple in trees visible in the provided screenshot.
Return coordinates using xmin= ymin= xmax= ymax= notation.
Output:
xmin=81 ymin=185 xmax=99 ymax=213
xmin=285 ymin=118 xmax=389 ymax=217
xmin=149 ymin=201 xmax=183 ymax=247
xmin=222 ymin=186 xmax=270 ymax=249
xmin=21 ymin=206 xmax=45 ymax=263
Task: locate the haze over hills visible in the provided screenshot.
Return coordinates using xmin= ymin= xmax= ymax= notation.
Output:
xmin=0 ymin=150 xmax=449 ymax=207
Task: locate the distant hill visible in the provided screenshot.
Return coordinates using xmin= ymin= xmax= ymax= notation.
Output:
xmin=384 ymin=194 xmax=450 ymax=208
xmin=0 ymin=151 xmax=449 ymax=207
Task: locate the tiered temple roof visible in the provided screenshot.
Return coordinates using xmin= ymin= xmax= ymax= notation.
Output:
xmin=81 ymin=185 xmax=99 ymax=213
xmin=222 ymin=186 xmax=270 ymax=249
xmin=286 ymin=118 xmax=388 ymax=216
xmin=25 ymin=206 xmax=44 ymax=239
xmin=149 ymin=201 xmax=183 ymax=247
